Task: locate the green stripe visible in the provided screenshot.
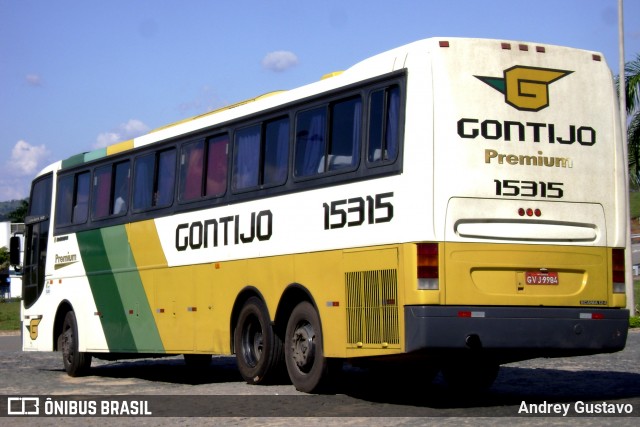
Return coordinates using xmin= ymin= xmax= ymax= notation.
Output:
xmin=61 ymin=148 xmax=107 ymax=170
xmin=84 ymin=148 xmax=107 ymax=162
xmin=61 ymin=153 xmax=87 ymax=169
xmin=77 ymin=226 xmax=164 ymax=352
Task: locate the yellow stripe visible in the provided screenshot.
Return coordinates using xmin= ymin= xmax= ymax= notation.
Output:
xmin=106 ymin=139 xmax=134 ymax=155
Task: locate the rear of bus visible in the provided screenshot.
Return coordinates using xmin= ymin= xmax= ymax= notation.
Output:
xmin=404 ymin=38 xmax=629 ymax=368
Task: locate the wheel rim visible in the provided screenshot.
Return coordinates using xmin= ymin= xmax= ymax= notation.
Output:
xmin=241 ymin=315 xmax=263 ymax=367
xmin=290 ymin=321 xmax=315 ymax=373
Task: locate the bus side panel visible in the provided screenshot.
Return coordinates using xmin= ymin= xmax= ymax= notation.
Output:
xmin=77 ymin=226 xmax=164 ymax=352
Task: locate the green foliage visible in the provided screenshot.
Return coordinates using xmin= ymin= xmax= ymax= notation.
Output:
xmin=619 ymin=54 xmax=640 ymax=188
xmin=630 ymin=316 xmax=640 ymax=328
xmin=0 ymin=200 xmax=27 ymax=222
xmin=8 ymin=200 xmax=28 ymax=223
xmin=0 ymin=247 xmax=8 ymax=272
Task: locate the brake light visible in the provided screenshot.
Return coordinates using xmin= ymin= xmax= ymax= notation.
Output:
xmin=417 ymin=243 xmax=439 ymax=290
xmin=612 ymin=248 xmax=625 ymax=293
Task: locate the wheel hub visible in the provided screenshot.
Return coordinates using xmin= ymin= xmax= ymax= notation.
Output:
xmin=291 ymin=323 xmax=315 ymax=372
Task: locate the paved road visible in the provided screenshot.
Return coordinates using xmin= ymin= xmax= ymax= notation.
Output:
xmin=0 ymin=330 xmax=638 ymax=426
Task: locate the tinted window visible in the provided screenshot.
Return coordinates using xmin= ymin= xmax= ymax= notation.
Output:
xmin=264 ymin=117 xmax=289 ymax=186
xmin=113 ymin=161 xmax=130 ymax=215
xmin=368 ymin=85 xmax=400 ymax=164
xmin=206 ymin=135 xmax=229 ymax=197
xmin=328 ymin=97 xmax=361 ymax=171
xmin=133 ymin=149 xmax=176 ymax=211
xmin=179 ymin=135 xmax=229 ymax=202
xmin=295 ymin=107 xmax=326 ymax=177
xmin=180 ymin=140 xmax=204 ymax=202
xmin=294 ymin=97 xmax=361 ymax=178
xmin=92 ymin=164 xmax=112 ymax=219
xmin=56 ymin=171 xmax=90 ymax=226
xmin=233 ymin=125 xmax=261 ymax=190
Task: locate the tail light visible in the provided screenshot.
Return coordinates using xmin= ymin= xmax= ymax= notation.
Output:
xmin=417 ymin=243 xmax=439 ymax=290
xmin=612 ymin=248 xmax=625 ymax=293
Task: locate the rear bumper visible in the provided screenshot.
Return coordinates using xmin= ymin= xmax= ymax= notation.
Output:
xmin=405 ymin=306 xmax=629 ymax=361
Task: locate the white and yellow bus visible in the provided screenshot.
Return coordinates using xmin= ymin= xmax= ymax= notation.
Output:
xmin=13 ymin=37 xmax=630 ymax=393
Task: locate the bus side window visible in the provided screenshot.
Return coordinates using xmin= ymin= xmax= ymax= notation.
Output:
xmin=133 ymin=154 xmax=155 ymax=211
xmin=133 ymin=148 xmax=176 ymax=211
xmin=295 ymin=107 xmax=326 ymax=177
xmin=206 ymin=135 xmax=228 ymax=197
xmin=112 ymin=161 xmax=130 ymax=215
xmin=294 ymin=97 xmax=361 ymax=178
xmin=264 ymin=117 xmax=289 ymax=186
xmin=233 ymin=125 xmax=261 ymax=191
xmin=156 ymin=149 xmax=177 ymax=207
xmin=55 ymin=175 xmax=75 ymax=226
xmin=92 ymin=164 xmax=112 ymax=219
xmin=72 ymin=172 xmax=90 ymax=224
xmin=368 ymin=85 xmax=400 ymax=164
xmin=180 ymin=140 xmax=205 ymax=202
xmin=328 ymin=96 xmax=361 ymax=171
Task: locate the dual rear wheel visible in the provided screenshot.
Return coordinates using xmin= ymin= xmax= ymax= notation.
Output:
xmin=235 ymin=298 xmax=335 ymax=393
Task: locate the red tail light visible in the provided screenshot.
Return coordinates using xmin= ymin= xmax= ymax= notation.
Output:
xmin=417 ymin=243 xmax=438 ymax=278
xmin=612 ymin=248 xmax=625 ymax=292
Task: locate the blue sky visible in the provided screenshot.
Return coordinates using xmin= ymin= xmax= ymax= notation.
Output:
xmin=1 ymin=0 xmax=639 ymax=201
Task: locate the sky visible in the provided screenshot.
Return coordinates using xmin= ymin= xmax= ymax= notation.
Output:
xmin=1 ymin=0 xmax=639 ymax=201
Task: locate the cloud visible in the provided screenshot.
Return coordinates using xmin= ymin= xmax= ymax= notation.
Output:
xmin=261 ymin=51 xmax=299 ymax=72
xmin=94 ymin=119 xmax=150 ymax=149
xmin=25 ymin=73 xmax=44 ymax=87
xmin=0 ymin=140 xmax=51 ymax=200
xmin=8 ymin=140 xmax=50 ymax=177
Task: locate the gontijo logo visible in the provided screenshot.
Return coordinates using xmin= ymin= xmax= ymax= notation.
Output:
xmin=475 ymin=66 xmax=573 ymax=112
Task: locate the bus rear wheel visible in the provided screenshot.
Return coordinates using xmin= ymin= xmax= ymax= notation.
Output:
xmin=60 ymin=311 xmax=92 ymax=377
xmin=285 ymin=301 xmax=334 ymax=393
xmin=234 ymin=297 xmax=284 ymax=384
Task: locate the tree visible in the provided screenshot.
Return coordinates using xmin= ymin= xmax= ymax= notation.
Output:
xmin=8 ymin=200 xmax=28 ymax=223
xmin=619 ymin=53 xmax=640 ymax=188
xmin=0 ymin=247 xmax=8 ymax=273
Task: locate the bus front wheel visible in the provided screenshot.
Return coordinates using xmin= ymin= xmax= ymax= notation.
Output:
xmin=285 ymin=301 xmax=335 ymax=393
xmin=234 ymin=296 xmax=284 ymax=384
xmin=60 ymin=311 xmax=92 ymax=377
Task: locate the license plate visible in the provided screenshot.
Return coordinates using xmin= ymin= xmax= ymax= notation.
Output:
xmin=525 ymin=271 xmax=559 ymax=285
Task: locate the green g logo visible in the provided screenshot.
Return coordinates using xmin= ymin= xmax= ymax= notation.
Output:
xmin=476 ymin=66 xmax=573 ymax=112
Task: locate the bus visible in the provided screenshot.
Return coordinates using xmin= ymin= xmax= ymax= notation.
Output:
xmin=13 ymin=37 xmax=629 ymax=393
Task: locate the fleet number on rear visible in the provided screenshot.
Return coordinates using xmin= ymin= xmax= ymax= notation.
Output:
xmin=494 ymin=180 xmax=564 ymax=198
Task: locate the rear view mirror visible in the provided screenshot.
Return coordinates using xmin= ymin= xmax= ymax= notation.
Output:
xmin=9 ymin=236 xmax=21 ymax=266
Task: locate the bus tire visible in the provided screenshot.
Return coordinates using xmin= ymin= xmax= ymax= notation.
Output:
xmin=60 ymin=311 xmax=92 ymax=377
xmin=285 ymin=301 xmax=331 ymax=393
xmin=234 ymin=296 xmax=284 ymax=384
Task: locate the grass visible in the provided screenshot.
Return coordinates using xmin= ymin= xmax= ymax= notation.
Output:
xmin=0 ymin=300 xmax=20 ymax=331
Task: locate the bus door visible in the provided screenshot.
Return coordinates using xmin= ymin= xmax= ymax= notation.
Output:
xmin=22 ymin=173 xmax=53 ymax=309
